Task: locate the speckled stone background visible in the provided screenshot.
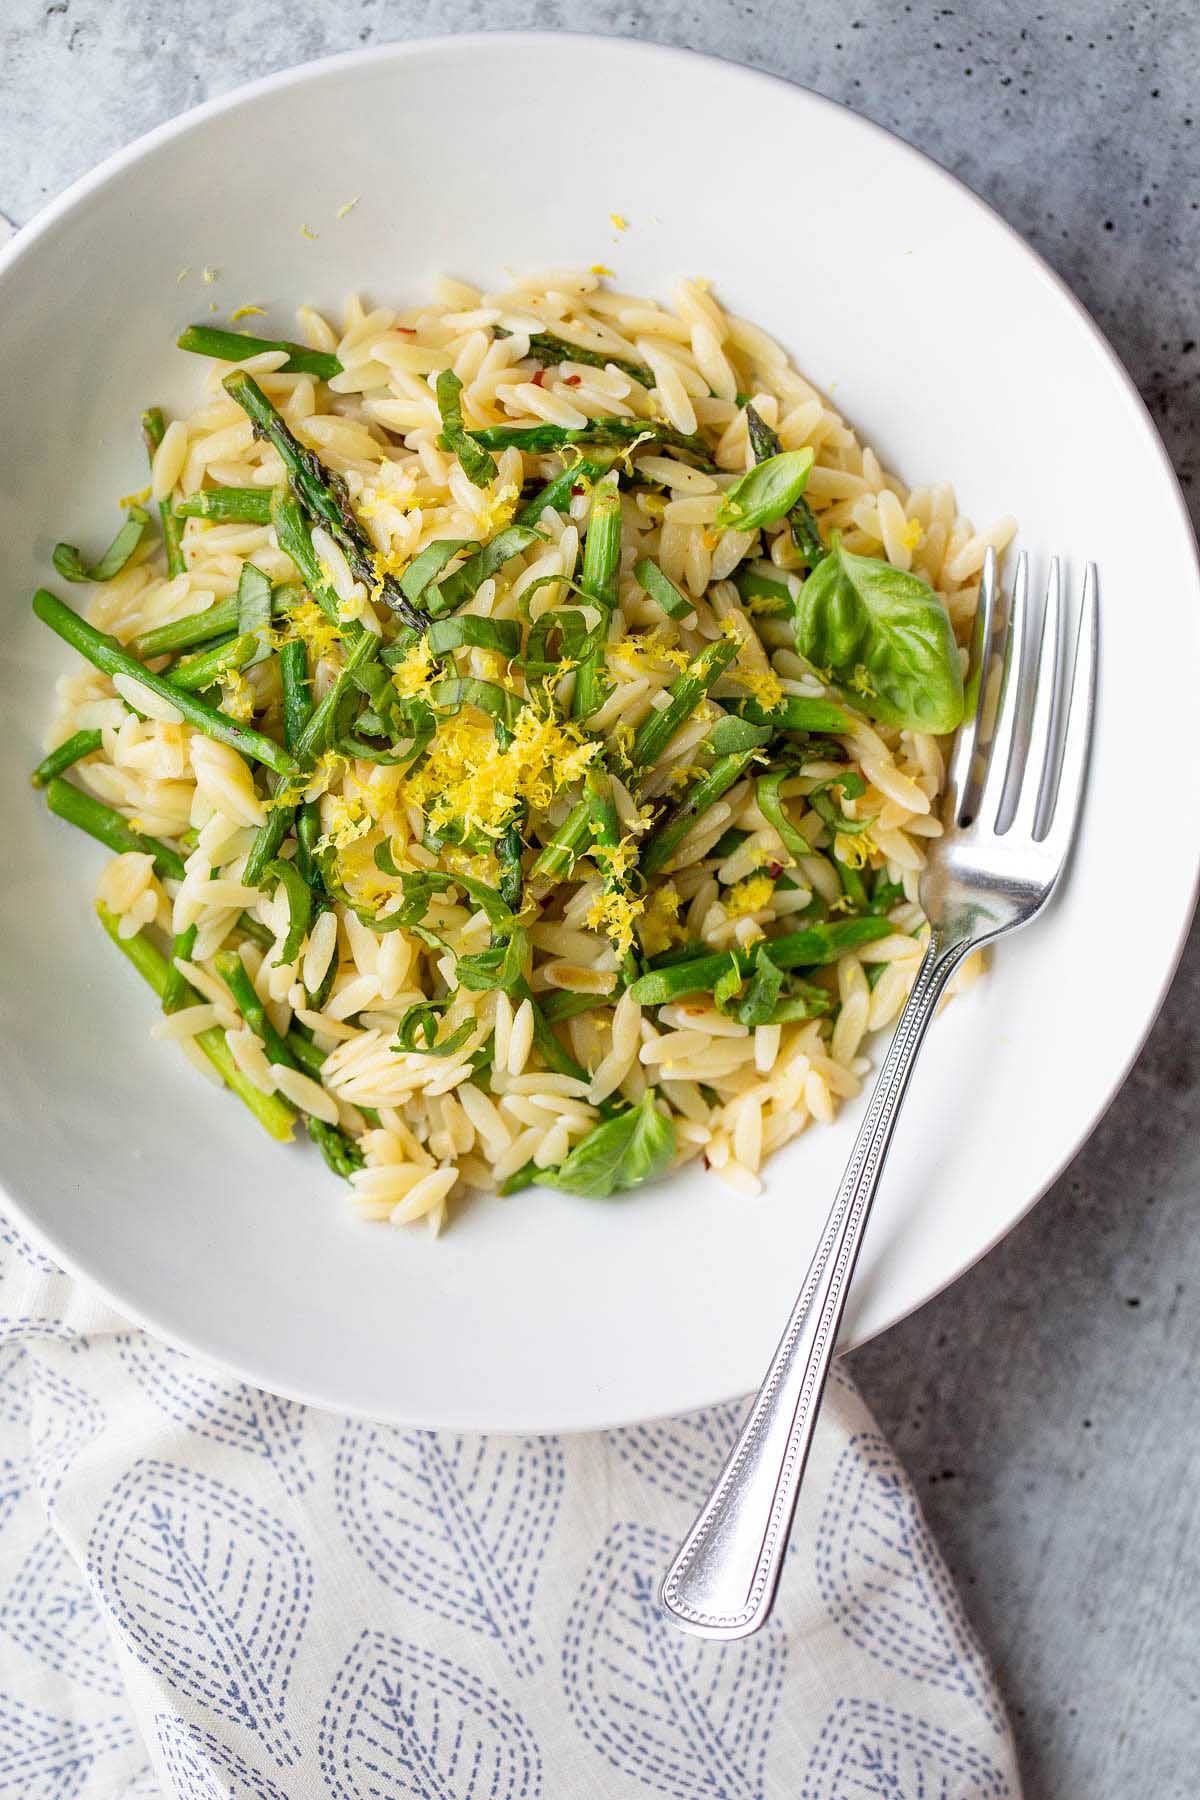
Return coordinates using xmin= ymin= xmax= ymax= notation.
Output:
xmin=4 ymin=2 xmax=1197 ymax=1793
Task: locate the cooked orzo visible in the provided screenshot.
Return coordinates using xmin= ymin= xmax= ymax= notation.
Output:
xmin=31 ymin=271 xmax=1009 ymax=1232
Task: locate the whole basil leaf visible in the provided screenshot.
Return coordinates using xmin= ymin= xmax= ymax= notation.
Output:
xmin=537 ymin=1092 xmax=675 ymax=1199
xmin=714 ymin=449 xmax=814 ymax=532
xmin=792 ymin=535 xmax=964 ymax=734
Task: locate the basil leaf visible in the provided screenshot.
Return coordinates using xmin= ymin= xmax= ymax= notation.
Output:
xmin=525 ymin=606 xmax=603 ymax=679
xmin=264 ymin=857 xmax=313 ymax=966
xmin=53 ymin=506 xmax=149 ymax=583
xmin=714 ymin=449 xmax=814 ymax=532
xmin=756 ymin=770 xmax=810 ymax=857
xmin=426 ymin=615 xmax=521 ymax=658
xmin=706 ymin=714 xmax=774 ymax=756
xmin=434 ymin=369 xmax=498 ymax=489
xmin=428 ymin=525 xmax=545 ymax=616
xmin=733 ymin=562 xmax=796 ymax=617
xmin=536 ymin=1091 xmax=675 ymax=1199
xmin=389 ymin=866 xmax=515 ymax=930
xmin=235 ymin=560 xmax=275 ymax=665
xmin=713 ymin=954 xmax=744 ymax=1016
xmin=431 ymin=677 xmax=524 ymax=730
xmin=736 ymin=945 xmax=785 ymax=1026
xmin=793 ymin=535 xmax=964 ymax=734
xmin=394 ymin=999 xmax=473 ymax=1058
xmin=457 ymin=925 xmax=529 ymax=993
xmin=633 ymin=556 xmax=698 ymax=623
xmin=399 ymin=537 xmax=478 ymax=603
xmin=808 ymin=769 xmax=871 ymax=836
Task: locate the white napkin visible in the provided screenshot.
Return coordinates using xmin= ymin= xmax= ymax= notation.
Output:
xmin=0 ymin=1204 xmax=1020 ymax=1798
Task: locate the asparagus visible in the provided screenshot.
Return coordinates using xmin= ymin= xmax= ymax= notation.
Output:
xmin=224 ymin=372 xmax=430 ymax=631
xmin=162 ymin=921 xmax=198 ymax=1015
xmin=629 ymin=917 xmax=896 ymax=1004
xmin=168 ymin=632 xmax=259 ymax=692
xmin=515 ymin=456 xmax=613 ymax=528
xmin=745 ymin=403 xmax=825 ymax=567
xmin=45 ymin=777 xmax=185 ymax=880
xmin=175 ymin=486 xmax=273 ymax=524
xmin=177 ymin=324 xmax=342 ymax=380
xmin=96 ymin=903 xmax=295 ymax=1140
xmin=32 ymin=589 xmax=296 ymax=777
xmin=471 ymin=418 xmax=710 ymax=459
xmin=496 ymin=326 xmax=654 ymax=388
xmin=214 ymin=949 xmax=363 ymax=1176
xmin=293 ymin=629 xmax=380 ymax=764
xmin=572 ymin=473 xmax=621 ymax=720
xmin=241 ymin=640 xmax=314 ymax=888
xmin=134 ymin=583 xmax=300 ymax=659
xmin=628 ymin=636 xmax=738 ymax=769
xmin=31 ymin=729 xmax=102 ymax=788
xmin=141 ymin=408 xmax=186 ymax=577
xmin=639 ymin=749 xmax=759 ymax=876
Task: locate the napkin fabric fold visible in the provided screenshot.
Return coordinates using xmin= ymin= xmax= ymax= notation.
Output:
xmin=0 ymin=1205 xmax=1020 ymax=1799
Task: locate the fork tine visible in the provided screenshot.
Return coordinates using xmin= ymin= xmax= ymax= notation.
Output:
xmin=945 ymin=546 xmax=998 ymax=823
xmin=975 ymin=550 xmax=1028 ymax=832
xmin=1011 ymin=557 xmax=1063 ymax=838
xmin=1040 ymin=562 xmax=1098 ymax=866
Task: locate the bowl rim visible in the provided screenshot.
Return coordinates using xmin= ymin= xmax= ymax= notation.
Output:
xmin=2 ymin=30 xmax=1197 ymax=1427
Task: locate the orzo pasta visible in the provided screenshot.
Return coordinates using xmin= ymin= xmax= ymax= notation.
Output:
xmin=31 ymin=273 xmax=1005 ymax=1231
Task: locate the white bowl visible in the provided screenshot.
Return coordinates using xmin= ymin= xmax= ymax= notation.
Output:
xmin=0 ymin=35 xmax=1195 ymax=1430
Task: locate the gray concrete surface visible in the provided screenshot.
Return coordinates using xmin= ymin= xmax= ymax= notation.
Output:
xmin=4 ymin=1 xmax=1197 ymax=1792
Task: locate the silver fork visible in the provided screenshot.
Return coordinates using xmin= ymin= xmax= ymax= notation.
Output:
xmin=660 ymin=549 xmax=1098 ymax=1641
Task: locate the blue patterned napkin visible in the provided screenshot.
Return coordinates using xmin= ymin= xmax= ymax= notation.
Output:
xmin=0 ymin=1205 xmax=1019 ymax=1799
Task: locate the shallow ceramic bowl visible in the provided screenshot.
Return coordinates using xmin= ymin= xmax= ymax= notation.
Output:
xmin=0 ymin=34 xmax=1196 ymax=1429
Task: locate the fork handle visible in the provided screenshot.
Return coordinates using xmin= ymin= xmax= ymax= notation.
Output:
xmin=660 ymin=934 xmax=970 ymax=1639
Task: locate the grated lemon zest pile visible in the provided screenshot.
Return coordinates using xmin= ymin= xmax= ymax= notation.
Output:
xmin=725 ymin=873 xmax=776 ymax=918
xmin=638 ymin=882 xmax=685 ymax=956
xmin=586 ymin=888 xmax=644 ymax=959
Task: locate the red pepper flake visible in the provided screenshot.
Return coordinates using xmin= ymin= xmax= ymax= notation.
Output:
xmin=702 ymin=1154 xmax=710 ymax=1170
xmin=571 ymin=483 xmax=585 ymax=495
xmin=395 ymin=326 xmax=416 ymax=335
xmin=564 ymin=374 xmax=582 ymax=386
xmin=531 ymin=368 xmax=546 ymax=387
xmin=768 ymin=861 xmax=783 ymax=880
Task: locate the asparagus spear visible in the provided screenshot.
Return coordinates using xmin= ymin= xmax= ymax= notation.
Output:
xmin=628 ymin=636 xmax=738 ymax=769
xmin=32 ymin=589 xmax=296 ymax=777
xmin=515 ymin=455 xmax=613 ymax=528
xmin=639 ymin=748 xmax=759 ymax=876
xmin=168 ymin=632 xmax=259 ymax=692
xmin=45 ymin=777 xmax=185 ymax=880
xmin=629 ymin=917 xmax=896 ymax=1004
xmin=141 ymin=408 xmax=187 ymax=577
xmin=572 ymin=473 xmax=621 ymax=720
xmin=96 ymin=902 xmax=295 ymax=1140
xmin=214 ymin=950 xmax=363 ymax=1176
xmin=242 ymin=638 xmax=321 ymax=889
xmin=224 ymin=372 xmax=430 ymax=631
xmin=134 ymin=583 xmax=301 ymax=659
xmin=471 ymin=418 xmax=710 ymax=458
xmin=31 ymin=729 xmax=102 ymax=788
xmin=495 ymin=326 xmax=654 ymax=388
xmin=177 ymin=324 xmax=342 ymax=380
xmin=175 ymin=486 xmax=273 ymax=524
xmin=745 ymin=403 xmax=825 ymax=567
xmin=162 ymin=921 xmax=198 ymax=1015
